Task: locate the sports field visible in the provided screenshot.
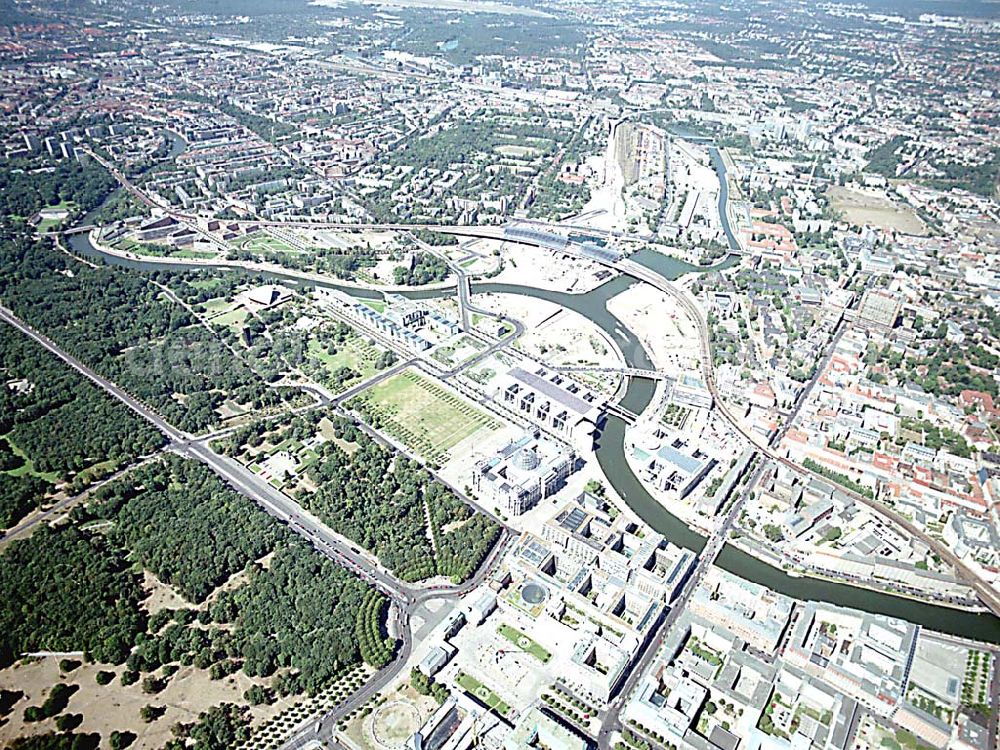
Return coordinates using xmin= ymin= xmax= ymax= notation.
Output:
xmin=349 ymin=368 xmax=501 ymax=465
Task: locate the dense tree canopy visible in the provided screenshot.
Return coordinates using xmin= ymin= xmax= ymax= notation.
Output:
xmin=0 ymin=525 xmax=146 ymax=668
xmin=86 ymin=455 xmax=393 ymax=695
xmin=0 ymin=236 xmax=292 ymax=432
xmin=0 ymin=156 xmax=116 ymax=219
xmin=92 ymin=456 xmax=284 ymax=602
xmin=188 ymin=703 xmax=251 ymax=750
xmin=211 ymin=541 xmax=392 ymax=694
xmin=0 ymin=474 xmax=48 ymax=531
xmin=393 ymin=253 xmax=449 ymax=285
xmin=0 ymin=322 xmax=165 ymax=481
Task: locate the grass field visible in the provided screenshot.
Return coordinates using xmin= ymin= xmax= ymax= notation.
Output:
xmin=210 ymin=307 xmax=249 ymax=328
xmin=200 ymin=297 xmax=233 ymax=314
xmin=172 ymin=248 xmax=218 ymax=259
xmin=113 ymin=236 xmax=214 ymax=259
xmin=349 ymin=369 xmax=501 ymax=465
xmin=233 ymin=231 xmax=302 ymax=256
xmin=35 ymin=201 xmax=76 ymax=232
xmin=307 ymin=336 xmax=382 ymax=393
xmin=498 ymin=624 xmax=551 ymax=663
xmin=37 ymin=217 xmax=63 ymax=232
xmin=1 ymin=436 xmax=60 ymax=483
xmin=455 ymin=672 xmax=512 ymax=718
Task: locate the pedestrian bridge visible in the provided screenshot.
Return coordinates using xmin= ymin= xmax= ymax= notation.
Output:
xmin=550 ymin=365 xmax=666 ymax=380
xmin=606 ymin=402 xmax=639 ymax=424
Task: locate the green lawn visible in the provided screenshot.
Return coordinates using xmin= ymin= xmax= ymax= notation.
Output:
xmin=200 ymin=297 xmax=234 ymax=314
xmin=37 ymin=218 xmax=63 ymax=233
xmin=113 ymin=237 xmax=175 ymax=257
xmin=115 ymin=236 xmax=219 ymax=261
xmin=188 ymin=278 xmax=225 ymax=291
xmin=211 ymin=308 xmax=249 ymax=328
xmin=34 ymin=201 xmax=77 ymax=233
xmin=306 ymin=336 xmax=381 ymax=393
xmin=74 ymin=458 xmax=119 ymax=485
xmin=173 ymin=249 xmax=218 ymax=259
xmin=0 ymin=436 xmax=61 ymax=483
xmin=455 ymin=672 xmax=512 ymax=717
xmin=498 ymin=624 xmax=551 ymax=663
xmin=233 ymin=232 xmax=302 ymax=255
xmin=348 ymin=369 xmax=501 ymax=465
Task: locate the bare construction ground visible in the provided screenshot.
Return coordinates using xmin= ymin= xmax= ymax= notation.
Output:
xmin=828 ymin=186 xmax=927 ymax=235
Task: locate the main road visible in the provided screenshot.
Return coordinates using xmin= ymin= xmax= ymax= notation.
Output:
xmin=596 ymin=458 xmax=765 ymax=747
xmin=0 ymin=301 xmax=511 ymax=748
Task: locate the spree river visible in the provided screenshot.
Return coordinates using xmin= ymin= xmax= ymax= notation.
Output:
xmin=67 ymin=150 xmax=1000 ymax=643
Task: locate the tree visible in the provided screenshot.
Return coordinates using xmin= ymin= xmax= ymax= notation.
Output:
xmin=0 ymin=474 xmax=47 ymax=532
xmin=6 ymin=733 xmax=101 ymax=750
xmin=393 ymin=254 xmax=449 ymax=285
xmin=140 ymin=704 xmax=165 ymax=723
xmin=763 ymin=524 xmax=783 ymax=542
xmin=410 ymin=668 xmax=431 ymax=695
xmin=243 ymin=685 xmax=275 ymax=706
xmin=0 ymin=688 xmax=24 ymax=717
xmin=55 ymin=714 xmax=83 ymax=731
xmin=375 ymin=350 xmax=398 ymax=370
xmin=22 ymin=684 xmax=77 ymax=723
xmin=59 ymin=659 xmax=81 ymax=673
xmin=188 ymin=704 xmax=251 ymax=750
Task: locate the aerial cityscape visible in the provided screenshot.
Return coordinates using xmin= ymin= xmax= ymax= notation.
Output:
xmin=0 ymin=1 xmax=997 ymax=750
